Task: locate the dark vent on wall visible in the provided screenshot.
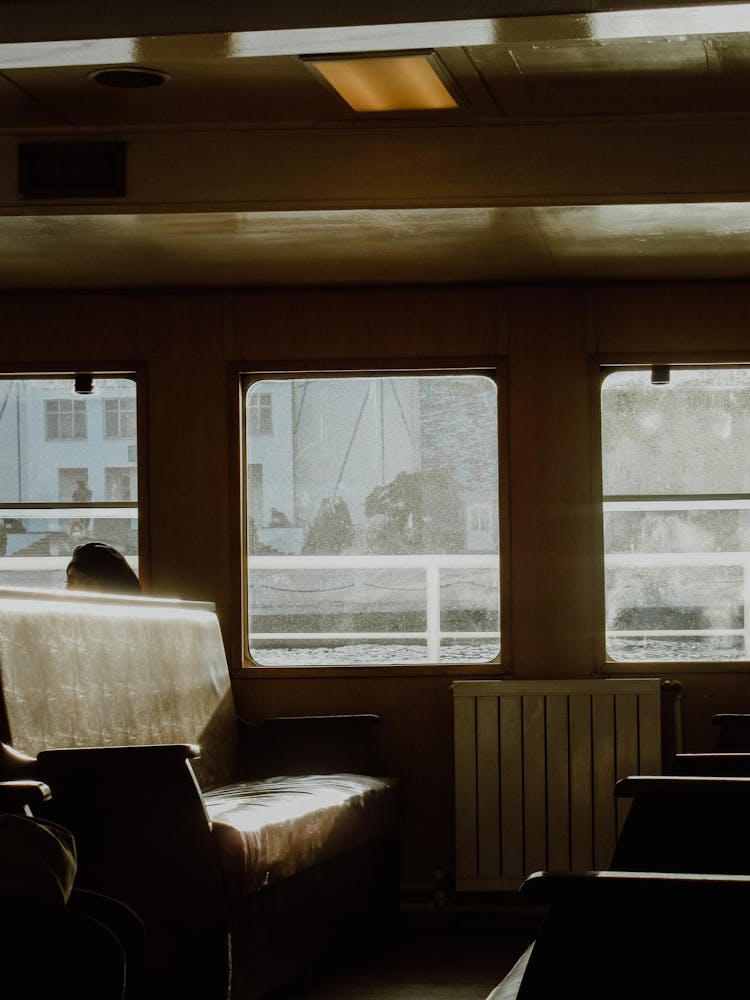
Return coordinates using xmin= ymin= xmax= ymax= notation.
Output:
xmin=18 ymin=142 xmax=126 ymax=198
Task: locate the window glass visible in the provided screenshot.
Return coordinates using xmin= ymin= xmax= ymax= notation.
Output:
xmin=104 ymin=398 xmax=136 ymax=438
xmin=45 ymin=399 xmax=87 ymax=440
xmin=248 ymin=393 xmax=273 ymax=435
xmin=601 ymin=366 xmax=750 ymax=661
xmin=0 ymin=377 xmax=138 ymax=589
xmin=245 ymin=374 xmax=500 ymax=666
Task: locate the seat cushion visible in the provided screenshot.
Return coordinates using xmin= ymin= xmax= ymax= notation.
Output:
xmin=204 ymin=773 xmax=400 ymax=899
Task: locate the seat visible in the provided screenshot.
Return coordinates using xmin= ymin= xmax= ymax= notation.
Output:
xmin=510 ymin=871 xmax=750 ymax=1000
xmin=487 ymin=770 xmax=750 ymax=1000
xmin=0 ymin=779 xmax=143 ymax=1000
xmin=0 ymin=588 xmax=400 ymax=1000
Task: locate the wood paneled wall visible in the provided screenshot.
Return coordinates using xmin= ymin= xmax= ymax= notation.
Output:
xmin=4 ymin=279 xmax=750 ymax=889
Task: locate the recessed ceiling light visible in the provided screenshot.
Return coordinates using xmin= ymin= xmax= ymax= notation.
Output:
xmin=302 ymin=51 xmax=463 ymax=112
xmin=89 ymin=66 xmax=170 ymax=89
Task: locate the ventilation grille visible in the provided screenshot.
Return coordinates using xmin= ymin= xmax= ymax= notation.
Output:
xmin=18 ymin=142 xmax=126 ymax=198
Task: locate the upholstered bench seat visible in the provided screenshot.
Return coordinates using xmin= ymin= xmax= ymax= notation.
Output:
xmin=0 ymin=588 xmax=401 ymax=999
xmin=204 ymin=773 xmax=400 ymax=898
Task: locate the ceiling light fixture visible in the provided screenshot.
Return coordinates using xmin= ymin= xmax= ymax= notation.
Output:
xmin=651 ymin=365 xmax=671 ymax=385
xmin=89 ymin=66 xmax=170 ymax=89
xmin=74 ymin=374 xmax=96 ymax=395
xmin=302 ymin=51 xmax=462 ymax=112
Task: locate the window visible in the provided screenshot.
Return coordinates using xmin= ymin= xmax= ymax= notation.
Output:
xmin=248 ymin=464 xmax=264 ymax=528
xmin=0 ymin=377 xmax=139 ymax=588
xmin=45 ymin=399 xmax=87 ymax=440
xmin=244 ymin=373 xmax=500 ymax=666
xmin=248 ymin=393 xmax=273 ymax=435
xmin=467 ymin=501 xmax=496 ymax=552
xmin=105 ymin=467 xmax=136 ymax=501
xmin=104 ymin=397 xmax=136 ymax=438
xmin=601 ymin=365 xmax=750 ymax=662
xmin=58 ymin=468 xmax=90 ymax=502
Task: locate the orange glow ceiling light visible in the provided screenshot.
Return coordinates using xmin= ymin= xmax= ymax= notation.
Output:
xmin=302 ymin=51 xmax=463 ymax=112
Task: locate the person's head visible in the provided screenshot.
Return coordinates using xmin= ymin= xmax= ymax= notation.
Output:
xmin=65 ymin=542 xmax=142 ymax=595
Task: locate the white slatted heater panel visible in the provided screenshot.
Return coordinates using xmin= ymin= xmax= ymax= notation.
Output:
xmin=453 ymin=679 xmax=662 ymax=890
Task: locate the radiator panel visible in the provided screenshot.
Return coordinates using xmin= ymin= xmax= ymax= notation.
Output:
xmin=453 ymin=679 xmax=662 ymax=890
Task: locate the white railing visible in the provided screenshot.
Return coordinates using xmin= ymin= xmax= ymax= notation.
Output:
xmin=249 ymin=553 xmax=500 ymax=661
xmin=605 ymin=549 xmax=750 ymax=657
xmin=603 ymin=498 xmax=750 ymax=657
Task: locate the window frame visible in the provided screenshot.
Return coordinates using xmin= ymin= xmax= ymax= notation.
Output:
xmin=232 ymin=359 xmax=509 ymax=678
xmin=0 ymin=368 xmax=146 ymax=589
xmin=593 ymin=354 xmax=750 ymax=674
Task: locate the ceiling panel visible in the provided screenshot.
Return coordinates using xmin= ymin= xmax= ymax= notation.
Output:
xmin=0 ymin=208 xmax=552 ymax=288
xmin=2 ymin=57 xmax=349 ymax=127
xmin=3 ymin=9 xmax=750 ymax=287
xmin=535 ymin=203 xmax=750 ymax=278
xmin=468 ymin=35 xmax=750 ymax=116
xmin=0 ymin=70 xmax=69 ymax=127
xmin=3 ymin=204 xmax=750 ymax=289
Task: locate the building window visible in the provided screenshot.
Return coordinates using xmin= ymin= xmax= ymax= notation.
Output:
xmin=105 ymin=467 xmax=136 ymax=501
xmin=601 ymin=365 xmax=750 ymax=662
xmin=104 ymin=398 xmax=136 ymax=438
xmin=59 ymin=468 xmax=90 ymax=502
xmin=467 ymin=501 xmax=496 ymax=552
xmin=45 ymin=399 xmax=87 ymax=440
xmin=0 ymin=377 xmax=139 ymax=587
xmin=248 ymin=393 xmax=273 ymax=435
xmin=248 ymin=463 xmax=264 ymax=529
xmin=244 ymin=373 xmax=501 ymax=667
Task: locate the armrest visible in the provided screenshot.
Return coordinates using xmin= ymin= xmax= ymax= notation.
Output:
xmin=0 ymin=779 xmax=51 ymax=812
xmin=27 ymin=742 xmax=226 ymax=942
xmin=615 ymin=774 xmax=750 ymax=799
xmin=241 ymin=714 xmax=384 ymax=778
xmin=35 ymin=744 xmax=201 ymax=797
xmin=0 ymin=741 xmax=38 ymax=779
xmin=521 ymin=868 xmax=750 ymax=903
xmin=34 ymin=743 xmax=207 ymax=838
xmin=37 ymin=742 xmax=199 ymax=766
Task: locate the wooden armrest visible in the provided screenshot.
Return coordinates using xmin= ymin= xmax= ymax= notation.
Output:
xmin=615 ymin=774 xmax=750 ymax=799
xmin=37 ymin=743 xmax=200 ymax=766
xmin=26 ymin=742 xmax=224 ymax=931
xmin=521 ymin=869 xmax=750 ymax=903
xmin=0 ymin=741 xmax=38 ymax=779
xmin=35 ymin=744 xmax=203 ymax=813
xmin=0 ymin=779 xmax=51 ymax=811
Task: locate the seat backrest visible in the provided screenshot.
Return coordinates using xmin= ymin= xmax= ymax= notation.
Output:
xmin=518 ymin=871 xmax=750 ymax=999
xmin=611 ymin=775 xmax=750 ymax=873
xmin=0 ymin=587 xmax=238 ymax=789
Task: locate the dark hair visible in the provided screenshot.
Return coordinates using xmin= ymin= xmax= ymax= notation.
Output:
xmin=66 ymin=543 xmax=142 ymax=595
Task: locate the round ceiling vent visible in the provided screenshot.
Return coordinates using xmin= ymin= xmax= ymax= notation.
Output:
xmin=89 ymin=67 xmax=170 ymax=89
